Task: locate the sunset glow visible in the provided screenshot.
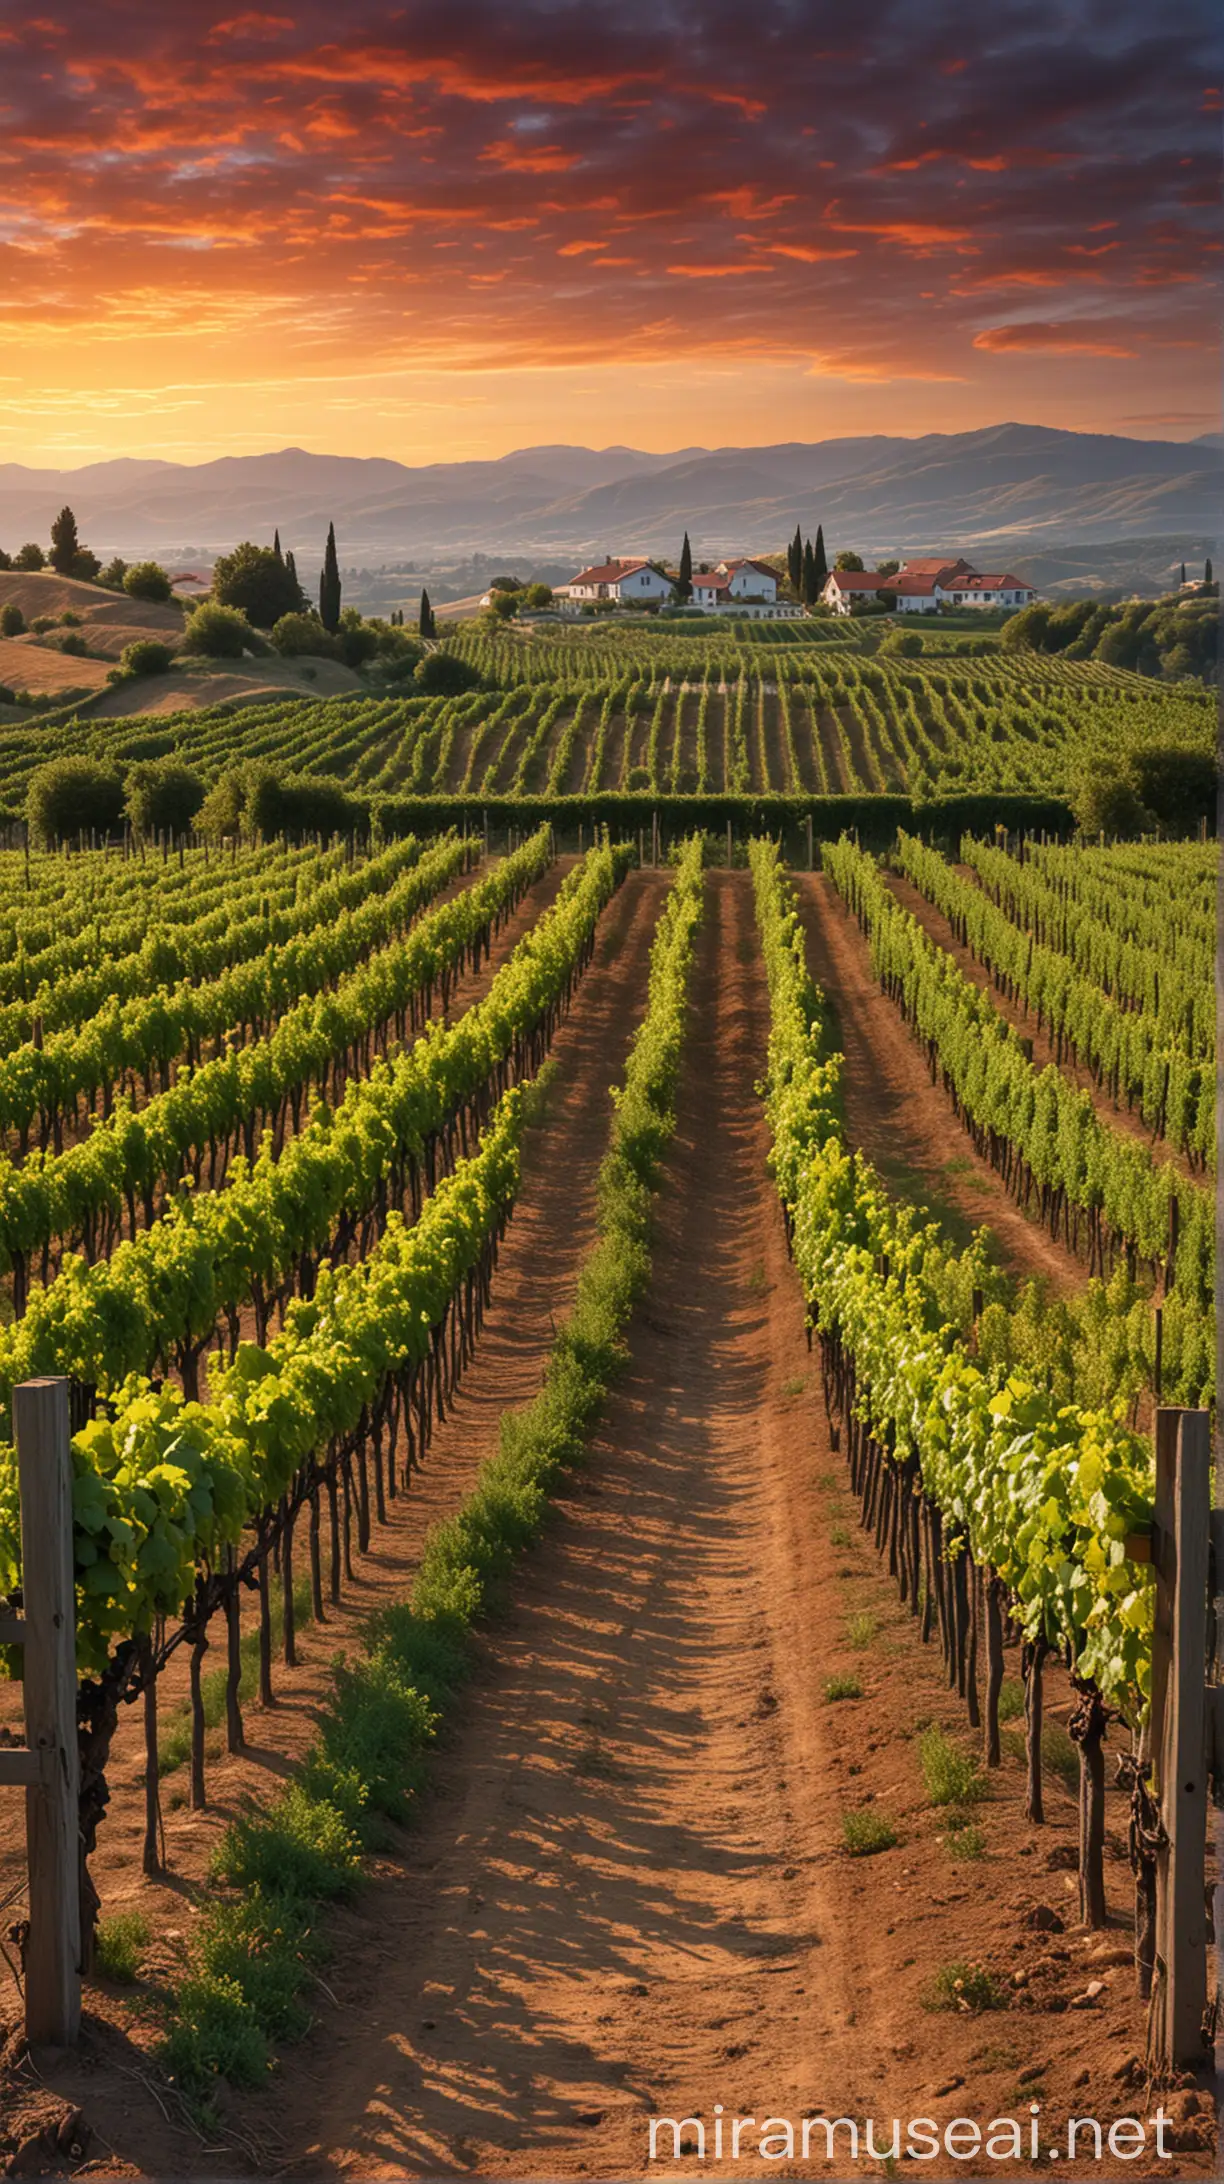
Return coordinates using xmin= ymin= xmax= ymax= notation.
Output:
xmin=1 ymin=1 xmax=1218 ymax=464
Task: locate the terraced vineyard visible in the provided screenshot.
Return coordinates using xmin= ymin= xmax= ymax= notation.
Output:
xmin=0 ymin=685 xmax=1216 ymax=2175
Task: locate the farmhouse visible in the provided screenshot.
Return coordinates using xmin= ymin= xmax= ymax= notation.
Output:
xmin=822 ymin=555 xmax=1037 ymax=616
xmin=555 ymin=557 xmax=672 ymax=604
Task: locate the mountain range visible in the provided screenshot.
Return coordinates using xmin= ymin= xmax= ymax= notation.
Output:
xmin=0 ymin=424 xmax=1218 ymax=573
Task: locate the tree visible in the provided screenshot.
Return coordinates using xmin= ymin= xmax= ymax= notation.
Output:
xmin=813 ymin=524 xmax=828 ymax=589
xmin=98 ymin=557 xmax=128 ymax=591
xmin=26 ymin=758 xmax=124 ymax=846
xmin=0 ymin=604 xmax=24 ymax=637
xmin=677 ymin=531 xmax=693 ymax=603
xmin=273 ymin=528 xmax=282 ymax=562
xmin=213 ymin=541 xmax=301 ymax=628
xmin=0 ymin=549 xmax=10 ymax=571
xmin=49 ymin=506 xmax=80 ymax=576
xmin=270 ymin=611 xmax=340 ymax=659
xmin=484 ymin=590 xmax=517 ymax=623
xmin=319 ymin=522 xmax=342 ymax=633
xmin=1071 ymin=764 xmax=1149 ymax=840
xmin=284 ymin=548 xmax=305 ymax=608
xmin=788 ymin=524 xmax=803 ymax=592
xmin=1207 ymin=556 xmax=1214 ymax=585
xmin=72 ymin=548 xmax=101 ymax=582
xmin=1180 ymin=562 xmax=1187 ymax=585
xmin=524 ymin=582 xmax=553 ymax=609
xmin=337 ymin=606 xmax=379 ymax=668
xmin=14 ymin=543 xmax=45 ymax=571
xmin=197 ymin=771 xmax=247 ymax=839
xmin=124 ymin=760 xmax=204 ymax=839
xmin=181 ymin=602 xmax=252 ymax=658
xmin=115 ymin=639 xmax=175 ymax=678
xmin=123 ymin=560 xmax=173 ymax=602
xmin=802 ymin=539 xmax=816 ymax=604
xmin=418 ymin=587 xmax=436 ymax=639
xmin=414 ymin=651 xmax=482 ymax=696
xmin=1127 ymin=744 xmax=1215 ymax=831
xmin=877 ymin=559 xmax=900 ymax=578
xmin=834 ymin=549 xmax=864 ymax=572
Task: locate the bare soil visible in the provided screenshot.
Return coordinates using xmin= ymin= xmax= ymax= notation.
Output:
xmin=0 ymin=876 xmax=1206 ymax=2180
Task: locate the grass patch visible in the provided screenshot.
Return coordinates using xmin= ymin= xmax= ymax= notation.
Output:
xmin=922 ymin=1961 xmax=1005 ymax=2013
xmin=841 ymin=1808 xmax=897 ymax=1857
xmin=824 ymin=1673 xmax=862 ymax=1702
xmin=944 ymin=1822 xmax=986 ymax=1861
xmin=95 ymin=1912 xmax=150 ymax=1984
xmin=1042 ymin=1722 xmax=1079 ymax=1793
xmin=997 ymin=1676 xmax=1024 ymax=1723
xmin=919 ymin=1724 xmax=985 ymax=1808
xmin=781 ymin=1374 xmax=807 ymax=1398
xmin=829 ymin=1524 xmax=850 ymax=1548
xmin=846 ymin=1611 xmax=876 ymax=1649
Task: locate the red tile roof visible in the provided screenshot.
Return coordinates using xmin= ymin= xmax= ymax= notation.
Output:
xmin=826 ymin=571 xmax=892 ymax=591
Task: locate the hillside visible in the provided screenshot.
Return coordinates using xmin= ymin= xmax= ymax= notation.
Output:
xmin=1 ymin=425 xmax=1218 ymax=570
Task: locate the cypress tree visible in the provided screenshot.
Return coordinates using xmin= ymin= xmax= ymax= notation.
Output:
xmin=49 ymin=505 xmax=80 ymax=576
xmin=319 ymin=522 xmax=342 ymax=632
xmin=789 ymin=522 xmax=803 ymax=591
xmin=1180 ymin=561 xmax=1187 ymax=585
xmin=802 ymin=538 xmax=816 ymax=604
xmin=813 ymin=524 xmax=828 ymax=588
xmin=273 ymin=528 xmax=282 ymax=562
xmin=419 ymin=587 xmax=436 ymax=639
xmin=1207 ymin=556 xmax=1214 ymax=585
xmin=678 ymin=531 xmax=693 ymax=602
xmin=285 ymin=548 xmax=304 ymax=608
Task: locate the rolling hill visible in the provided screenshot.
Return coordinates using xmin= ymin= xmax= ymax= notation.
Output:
xmin=0 ymin=424 xmax=1217 ymax=571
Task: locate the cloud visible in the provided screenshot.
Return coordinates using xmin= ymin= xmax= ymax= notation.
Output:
xmin=973 ymin=322 xmax=1138 ymax=357
xmin=0 ymin=0 xmax=1216 ymax=456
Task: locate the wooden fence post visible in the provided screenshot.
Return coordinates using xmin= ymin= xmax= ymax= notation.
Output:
xmin=14 ymin=1377 xmax=81 ymax=2047
xmin=1149 ymin=1405 xmax=1210 ymax=2070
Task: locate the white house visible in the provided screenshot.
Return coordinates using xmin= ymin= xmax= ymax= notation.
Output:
xmin=555 ymin=557 xmax=672 ymax=605
xmin=717 ymin=557 xmax=779 ymax=603
xmin=823 ymin=555 xmax=1037 ymax=616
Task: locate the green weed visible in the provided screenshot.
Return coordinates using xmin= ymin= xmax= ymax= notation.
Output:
xmin=841 ymin=1809 xmax=897 ymax=1856
xmin=95 ymin=1912 xmax=150 ymax=1984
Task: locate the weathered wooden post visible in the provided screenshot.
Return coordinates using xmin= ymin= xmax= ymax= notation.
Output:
xmin=1149 ymin=1406 xmax=1211 ymax=2069
xmin=8 ymin=1378 xmax=81 ymax=2045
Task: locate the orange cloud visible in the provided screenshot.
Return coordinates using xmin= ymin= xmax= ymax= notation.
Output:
xmin=480 ymin=139 xmax=579 ymax=172
xmin=973 ymin=322 xmax=1137 ymax=357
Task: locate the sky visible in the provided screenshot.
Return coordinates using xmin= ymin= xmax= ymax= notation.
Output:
xmin=1 ymin=0 xmax=1220 ymax=468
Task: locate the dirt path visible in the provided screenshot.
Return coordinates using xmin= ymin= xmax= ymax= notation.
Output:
xmin=887 ymin=870 xmax=1201 ymax=1188
xmin=794 ymin=873 xmax=1085 ymax=1295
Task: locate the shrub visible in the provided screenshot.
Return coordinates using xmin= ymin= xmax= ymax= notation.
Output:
xmin=0 ymin=604 xmax=24 ymax=637
xmin=824 ymin=1673 xmax=862 ymax=1702
xmin=246 ymin=769 xmax=367 ymax=843
xmin=846 ymin=1611 xmax=876 ymax=1649
xmin=919 ymin=1724 xmax=984 ymax=1808
xmin=118 ymin=638 xmax=174 ymax=677
xmin=922 ymin=1960 xmax=1004 ymax=2012
xmin=1071 ymin=765 xmax=1149 ymax=840
xmin=13 ymin=543 xmax=45 ymax=571
xmin=123 ymin=560 xmax=173 ymax=603
xmin=197 ymin=770 xmax=247 ymax=838
xmin=95 ymin=1911 xmax=150 ymax=1983
xmin=98 ymin=556 xmax=128 ymax=591
xmin=944 ymin=1823 xmax=986 ymax=1861
xmin=212 ymin=541 xmax=304 ymax=629
xmin=56 ymin=631 xmax=88 ymax=656
xmin=881 ymin=629 xmax=923 ymax=657
xmin=160 ymin=1973 xmax=270 ymax=2094
xmin=125 ymin=759 xmax=204 ymax=839
xmin=336 ymin=607 xmax=380 ymax=668
xmin=29 ymin=615 xmax=56 ymax=634
xmin=841 ymin=1808 xmax=897 ymax=1856
xmin=484 ymin=589 xmax=517 ymax=622
xmin=270 ymin=611 xmax=339 ymax=660
xmin=414 ymin=650 xmax=483 ymax=697
xmin=181 ymin=602 xmax=252 ymax=659
xmin=211 ymin=1783 xmax=363 ymax=1902
xmin=26 ymin=758 xmax=125 ymax=846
